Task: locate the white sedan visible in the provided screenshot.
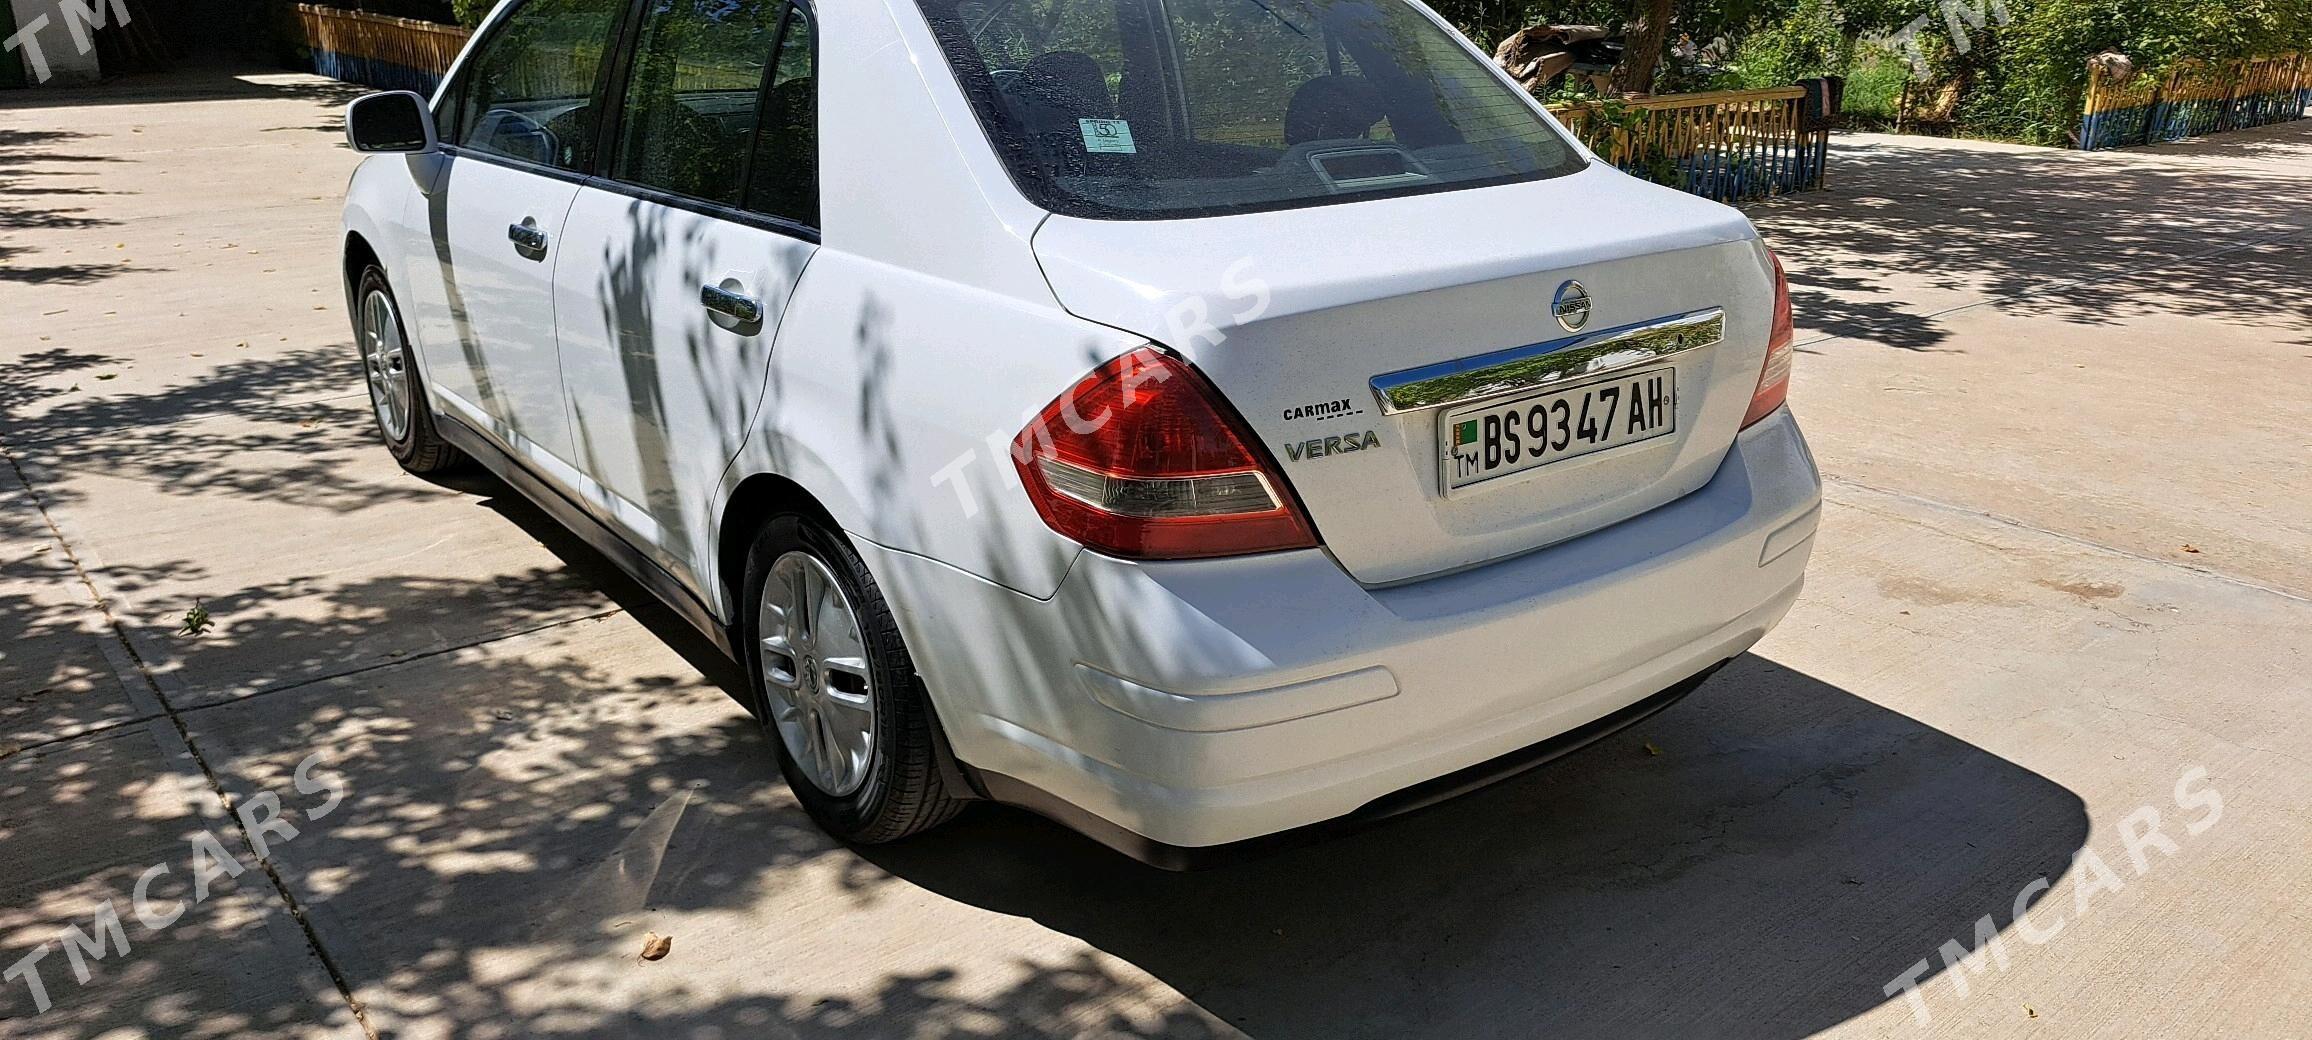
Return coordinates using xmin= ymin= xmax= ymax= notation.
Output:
xmin=339 ymin=0 xmax=1818 ymax=867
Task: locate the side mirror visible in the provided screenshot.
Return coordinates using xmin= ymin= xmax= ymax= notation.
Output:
xmin=345 ymin=91 xmax=439 ymax=154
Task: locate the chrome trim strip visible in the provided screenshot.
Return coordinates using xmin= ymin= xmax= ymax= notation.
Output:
xmin=1369 ymin=308 xmax=1725 ymax=415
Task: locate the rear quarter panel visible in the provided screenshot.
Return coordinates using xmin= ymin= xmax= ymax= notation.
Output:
xmin=714 ymin=250 xmax=1142 ymax=608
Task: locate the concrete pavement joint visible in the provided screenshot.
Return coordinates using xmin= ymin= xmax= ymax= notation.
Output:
xmin=0 ymin=446 xmax=625 ymax=715
xmin=1822 ymin=474 xmax=2312 ymax=606
xmin=0 ymin=708 xmax=170 ymax=763
xmin=0 ymin=438 xmax=383 ymax=1040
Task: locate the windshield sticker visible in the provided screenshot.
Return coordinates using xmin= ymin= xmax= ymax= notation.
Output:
xmin=1079 ymin=118 xmax=1137 ymax=154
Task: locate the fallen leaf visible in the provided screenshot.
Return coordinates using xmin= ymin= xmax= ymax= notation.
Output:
xmin=2026 ymin=1006 xmax=2037 ymax=1019
xmin=95 ymin=373 xmax=117 ymax=381
xmin=639 ymin=933 xmax=672 ymax=961
xmin=2180 ymin=544 xmax=2201 ymax=554
xmin=1642 ymin=741 xmax=1662 ymax=757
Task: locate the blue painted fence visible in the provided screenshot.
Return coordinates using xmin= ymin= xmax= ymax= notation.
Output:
xmin=2080 ymin=55 xmax=2308 ymax=150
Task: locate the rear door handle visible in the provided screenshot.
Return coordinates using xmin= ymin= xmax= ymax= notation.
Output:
xmin=508 ymin=221 xmax=548 ymax=257
xmin=700 ymin=284 xmax=763 ymax=324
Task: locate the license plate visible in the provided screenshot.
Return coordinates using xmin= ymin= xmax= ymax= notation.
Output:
xmin=1440 ymin=368 xmax=1676 ymax=493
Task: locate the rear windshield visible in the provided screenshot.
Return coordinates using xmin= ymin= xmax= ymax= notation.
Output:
xmin=914 ymin=0 xmax=1589 ymax=220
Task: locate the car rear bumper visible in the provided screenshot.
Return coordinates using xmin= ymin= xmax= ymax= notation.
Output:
xmin=861 ymin=407 xmax=1821 ymax=857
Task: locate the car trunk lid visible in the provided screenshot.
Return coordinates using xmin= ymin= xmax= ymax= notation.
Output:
xmin=1030 ymin=164 xmax=1777 ymax=585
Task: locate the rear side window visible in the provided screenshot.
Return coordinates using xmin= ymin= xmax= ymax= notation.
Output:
xmin=745 ymin=12 xmax=818 ymax=226
xmin=611 ymin=0 xmax=786 ymax=206
xmin=452 ymin=0 xmax=626 ymax=171
xmin=913 ymin=0 xmax=1588 ymax=220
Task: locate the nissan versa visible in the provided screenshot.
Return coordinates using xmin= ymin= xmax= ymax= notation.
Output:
xmin=338 ymin=0 xmax=1819 ymax=866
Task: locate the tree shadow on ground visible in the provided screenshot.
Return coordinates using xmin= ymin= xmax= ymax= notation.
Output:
xmin=1 ymin=604 xmax=2090 ymax=1038
xmin=0 ymin=64 xmax=365 ymax=113
xmin=865 ymin=654 xmax=2090 ymax=1039
xmin=0 ymin=128 xmax=138 ymax=286
xmin=1751 ymin=123 xmax=2312 ymax=353
xmin=0 ymin=346 xmax=402 ymax=517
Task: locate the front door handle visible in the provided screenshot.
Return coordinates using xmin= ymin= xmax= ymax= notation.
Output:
xmin=507 ymin=221 xmax=549 ymax=258
xmin=700 ymin=284 xmax=763 ymax=324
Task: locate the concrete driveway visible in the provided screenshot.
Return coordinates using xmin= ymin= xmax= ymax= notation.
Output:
xmin=3 ymin=67 xmax=2307 ymax=1040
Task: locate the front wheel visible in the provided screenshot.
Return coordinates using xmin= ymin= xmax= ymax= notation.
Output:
xmin=354 ymin=266 xmax=463 ymax=474
xmin=742 ymin=515 xmax=964 ymax=843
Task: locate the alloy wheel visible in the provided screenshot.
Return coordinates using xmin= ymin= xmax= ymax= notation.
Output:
xmin=359 ymin=288 xmax=412 ymax=443
xmin=758 ymin=550 xmax=878 ymax=798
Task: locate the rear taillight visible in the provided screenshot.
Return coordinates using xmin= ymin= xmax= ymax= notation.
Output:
xmin=1742 ymin=249 xmax=1796 ymax=429
xmin=1013 ymin=347 xmax=1319 ymax=560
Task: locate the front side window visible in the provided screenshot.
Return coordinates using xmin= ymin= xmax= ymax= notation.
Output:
xmin=452 ymin=0 xmax=626 ymax=171
xmin=914 ymin=0 xmax=1588 ymax=219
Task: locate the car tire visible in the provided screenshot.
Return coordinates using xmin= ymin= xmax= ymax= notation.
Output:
xmin=353 ymin=265 xmax=463 ymax=475
xmin=741 ymin=514 xmax=965 ymax=843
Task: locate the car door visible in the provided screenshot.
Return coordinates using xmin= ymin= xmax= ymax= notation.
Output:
xmin=551 ymin=1 xmax=820 ymax=590
xmin=408 ymin=0 xmax=628 ymax=472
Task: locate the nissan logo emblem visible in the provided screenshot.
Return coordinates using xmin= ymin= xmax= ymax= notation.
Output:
xmin=1553 ymin=280 xmax=1592 ymax=333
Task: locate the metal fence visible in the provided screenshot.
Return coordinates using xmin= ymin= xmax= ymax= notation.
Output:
xmin=2080 ymin=54 xmax=2309 ymax=150
xmin=1548 ymin=86 xmax=1832 ymax=204
xmin=296 ymin=4 xmax=473 ymax=95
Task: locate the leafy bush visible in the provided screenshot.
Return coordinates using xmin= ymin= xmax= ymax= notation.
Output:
xmin=1447 ymin=0 xmax=2312 ymax=143
xmin=1727 ymin=0 xmax=1848 ymax=87
xmin=1985 ymin=0 xmax=2312 ymax=144
xmin=1839 ymin=46 xmax=1909 ymax=128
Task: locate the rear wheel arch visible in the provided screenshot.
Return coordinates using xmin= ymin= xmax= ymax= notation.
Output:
xmin=717 ymin=472 xmax=842 ymax=622
xmin=722 ymin=476 xmax=977 ymax=837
